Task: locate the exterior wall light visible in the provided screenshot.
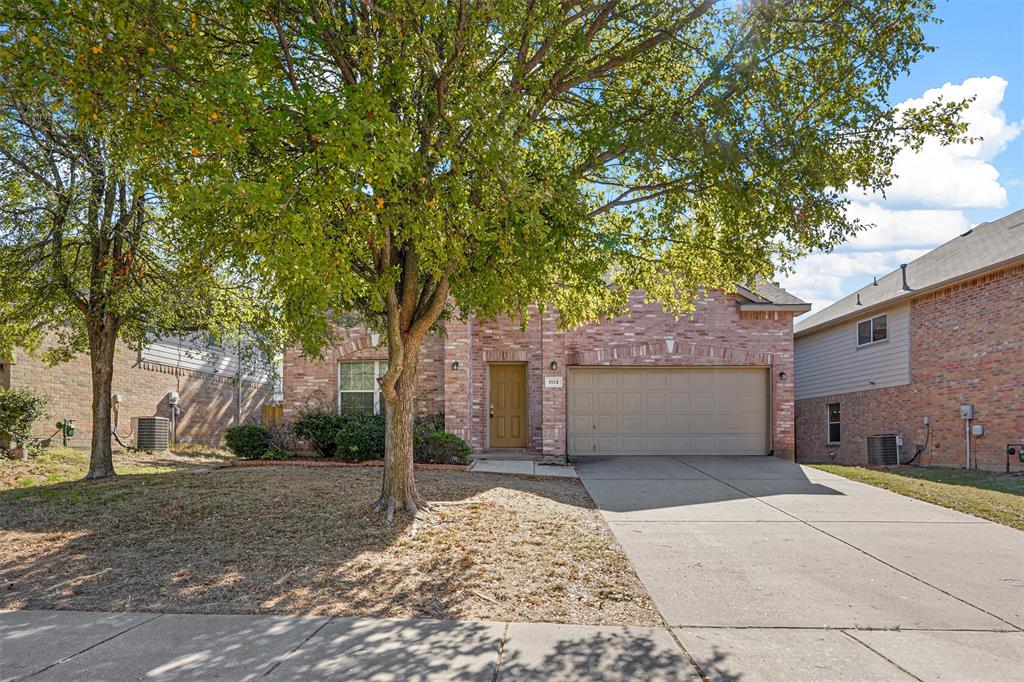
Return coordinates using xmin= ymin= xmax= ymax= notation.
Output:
xmin=451 ymin=360 xmax=461 ymax=370
xmin=550 ymin=360 xmax=558 ymax=371
xmin=778 ymin=371 xmax=788 ymax=381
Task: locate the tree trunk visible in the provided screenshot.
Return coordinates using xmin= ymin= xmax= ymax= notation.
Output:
xmin=373 ymin=338 xmax=426 ymax=520
xmin=86 ymin=328 xmax=117 ymax=479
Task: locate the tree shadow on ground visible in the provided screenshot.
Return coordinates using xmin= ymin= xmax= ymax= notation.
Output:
xmin=2 ymin=610 xmax=739 ymax=681
xmin=0 ymin=465 xmax=654 ymax=626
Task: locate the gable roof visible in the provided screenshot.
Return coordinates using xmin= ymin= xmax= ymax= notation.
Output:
xmin=735 ymin=278 xmax=811 ymax=312
xmin=795 ymin=208 xmax=1024 ymax=337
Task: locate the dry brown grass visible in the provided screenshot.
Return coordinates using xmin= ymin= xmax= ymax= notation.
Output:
xmin=0 ymin=465 xmax=659 ymax=626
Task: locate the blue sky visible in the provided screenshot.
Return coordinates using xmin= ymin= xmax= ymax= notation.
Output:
xmin=780 ymin=0 xmax=1024 ymax=315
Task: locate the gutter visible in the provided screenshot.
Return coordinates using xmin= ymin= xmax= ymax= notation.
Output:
xmin=794 ymin=255 xmax=1024 ymax=339
xmin=737 ymin=303 xmax=812 ymax=313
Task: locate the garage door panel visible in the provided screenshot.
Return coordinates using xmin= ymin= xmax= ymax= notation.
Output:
xmin=568 ymin=367 xmax=768 ymax=456
xmin=644 ymin=392 xmax=666 ymax=409
xmin=691 ymin=371 xmax=716 ymax=390
xmin=621 ymin=414 xmax=643 ymax=432
xmin=620 ymin=392 xmax=643 ymax=410
xmin=667 ymin=392 xmax=692 ymax=410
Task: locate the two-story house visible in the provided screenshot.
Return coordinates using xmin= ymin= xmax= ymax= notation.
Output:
xmin=794 ymin=209 xmax=1024 ymax=472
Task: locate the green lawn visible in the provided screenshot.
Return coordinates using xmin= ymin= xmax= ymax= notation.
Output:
xmin=810 ymin=464 xmax=1024 ymax=531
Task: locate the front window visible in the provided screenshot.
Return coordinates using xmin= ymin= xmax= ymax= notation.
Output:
xmin=857 ymin=314 xmax=887 ymax=346
xmin=827 ymin=403 xmax=841 ymax=443
xmin=338 ymin=360 xmax=388 ymax=414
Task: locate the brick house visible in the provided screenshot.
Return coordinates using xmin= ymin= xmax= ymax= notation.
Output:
xmin=283 ymin=284 xmax=810 ymax=460
xmin=794 ymin=209 xmax=1024 ymax=472
xmin=0 ymin=336 xmax=275 ymax=448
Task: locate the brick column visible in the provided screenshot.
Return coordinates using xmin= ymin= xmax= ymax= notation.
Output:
xmin=541 ymin=307 xmax=568 ymax=459
xmin=442 ymin=319 xmax=471 ymax=444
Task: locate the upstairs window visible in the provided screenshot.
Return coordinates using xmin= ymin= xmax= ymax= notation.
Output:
xmin=338 ymin=360 xmax=388 ymax=414
xmin=827 ymin=403 xmax=841 ymax=443
xmin=857 ymin=314 xmax=887 ymax=346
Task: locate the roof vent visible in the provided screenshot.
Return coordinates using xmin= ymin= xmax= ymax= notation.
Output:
xmin=961 ymin=228 xmax=974 ymax=237
xmin=856 ymin=294 xmax=862 ymax=306
xmin=872 ymin=276 xmax=878 ymax=286
xmin=900 ymin=264 xmax=910 ymax=291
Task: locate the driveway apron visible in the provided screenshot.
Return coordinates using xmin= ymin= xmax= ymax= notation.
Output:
xmin=575 ymin=455 xmax=1024 ymax=681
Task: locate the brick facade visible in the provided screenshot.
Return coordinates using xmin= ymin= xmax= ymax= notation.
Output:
xmin=284 ymin=290 xmax=801 ymax=459
xmin=2 ymin=341 xmax=272 ymax=448
xmin=796 ymin=263 xmax=1024 ymax=472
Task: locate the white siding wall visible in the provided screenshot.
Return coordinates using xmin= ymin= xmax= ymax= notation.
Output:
xmin=141 ymin=336 xmax=271 ymax=383
xmin=794 ymin=303 xmax=910 ymax=400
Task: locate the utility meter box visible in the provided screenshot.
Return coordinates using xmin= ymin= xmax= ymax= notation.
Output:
xmin=959 ymin=404 xmax=974 ymax=420
xmin=971 ymin=424 xmax=984 ymax=437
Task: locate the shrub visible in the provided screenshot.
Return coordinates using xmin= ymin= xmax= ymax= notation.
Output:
xmin=224 ymin=423 xmax=272 ymax=459
xmin=415 ymin=412 xmax=446 ymax=431
xmin=293 ymin=409 xmax=347 ymax=457
xmin=0 ymin=387 xmax=48 ymax=448
xmin=414 ymin=426 xmax=470 ymax=464
xmin=334 ymin=413 xmax=386 ymax=462
xmin=263 ymin=445 xmax=292 ymax=461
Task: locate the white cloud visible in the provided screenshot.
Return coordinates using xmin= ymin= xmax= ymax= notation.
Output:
xmin=780 ymin=249 xmax=929 ymax=312
xmin=868 ymin=76 xmax=1021 ymax=209
xmin=785 ymin=76 xmax=1020 ymax=313
xmin=840 ymin=202 xmax=970 ymax=250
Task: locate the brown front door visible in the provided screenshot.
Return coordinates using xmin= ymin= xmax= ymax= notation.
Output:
xmin=489 ymin=364 xmax=527 ymax=448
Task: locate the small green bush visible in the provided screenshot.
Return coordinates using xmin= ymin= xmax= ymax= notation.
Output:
xmin=415 ymin=412 xmax=446 ymax=431
xmin=263 ymin=445 xmax=292 ymax=461
xmin=224 ymin=423 xmax=272 ymax=459
xmin=334 ymin=413 xmax=386 ymax=462
xmin=0 ymin=387 xmax=48 ymax=447
xmin=414 ymin=426 xmax=470 ymax=464
xmin=293 ymin=409 xmax=348 ymax=456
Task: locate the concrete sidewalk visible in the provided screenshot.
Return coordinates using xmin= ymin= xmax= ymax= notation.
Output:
xmin=1 ymin=610 xmax=699 ymax=681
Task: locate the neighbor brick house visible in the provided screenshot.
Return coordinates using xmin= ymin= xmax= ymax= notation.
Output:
xmin=284 ymin=284 xmax=810 ymax=460
xmin=0 ymin=336 xmax=275 ymax=448
xmin=794 ymin=209 xmax=1024 ymax=472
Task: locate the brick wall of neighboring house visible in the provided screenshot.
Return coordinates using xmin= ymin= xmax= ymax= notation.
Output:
xmin=796 ymin=263 xmax=1024 ymax=472
xmin=284 ymin=290 xmax=800 ymax=459
xmin=908 ymin=263 xmax=1024 ymax=471
xmin=5 ymin=342 xmax=271 ymax=448
xmin=795 ymin=386 xmax=913 ymax=465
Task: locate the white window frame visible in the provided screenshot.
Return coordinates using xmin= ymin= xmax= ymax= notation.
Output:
xmin=337 ymin=360 xmax=388 ymax=415
xmin=856 ymin=314 xmax=888 ymax=347
xmin=827 ymin=402 xmax=841 ymax=444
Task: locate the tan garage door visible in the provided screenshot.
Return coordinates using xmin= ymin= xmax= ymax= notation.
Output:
xmin=568 ymin=367 xmax=769 ymax=456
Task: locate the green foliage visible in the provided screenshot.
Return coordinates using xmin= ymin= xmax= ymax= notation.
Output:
xmin=334 ymin=413 xmax=387 ymax=462
xmin=0 ymin=387 xmax=48 ymax=447
xmin=132 ymin=0 xmax=968 ymax=350
xmin=293 ymin=409 xmax=347 ymax=458
xmin=416 ymin=413 xmax=447 ymax=432
xmin=224 ymin=424 xmax=272 ymax=460
xmin=263 ymin=446 xmax=292 ymax=461
xmin=414 ymin=427 xmax=470 ymax=465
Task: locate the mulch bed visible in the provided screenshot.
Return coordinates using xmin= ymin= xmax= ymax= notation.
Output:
xmin=227 ymin=458 xmax=469 ymax=472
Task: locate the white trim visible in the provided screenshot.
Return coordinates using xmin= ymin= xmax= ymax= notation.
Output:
xmin=826 ymin=401 xmax=841 ymax=444
xmin=856 ymin=314 xmax=888 ymax=347
xmin=337 ymin=359 xmax=387 ymax=414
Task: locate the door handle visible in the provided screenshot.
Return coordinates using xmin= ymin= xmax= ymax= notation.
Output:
xmin=489 ymin=405 xmax=494 ymax=418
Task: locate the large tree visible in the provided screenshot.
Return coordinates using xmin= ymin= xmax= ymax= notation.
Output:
xmin=0 ymin=5 xmax=275 ymax=478
xmin=137 ymin=0 xmax=964 ymax=516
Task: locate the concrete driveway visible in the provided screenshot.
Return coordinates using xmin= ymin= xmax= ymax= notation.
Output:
xmin=576 ymin=456 xmax=1024 ymax=681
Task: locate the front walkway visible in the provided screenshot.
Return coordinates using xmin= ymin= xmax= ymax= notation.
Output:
xmin=575 ymin=455 xmax=1024 ymax=681
xmin=1 ymin=610 xmax=698 ymax=681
